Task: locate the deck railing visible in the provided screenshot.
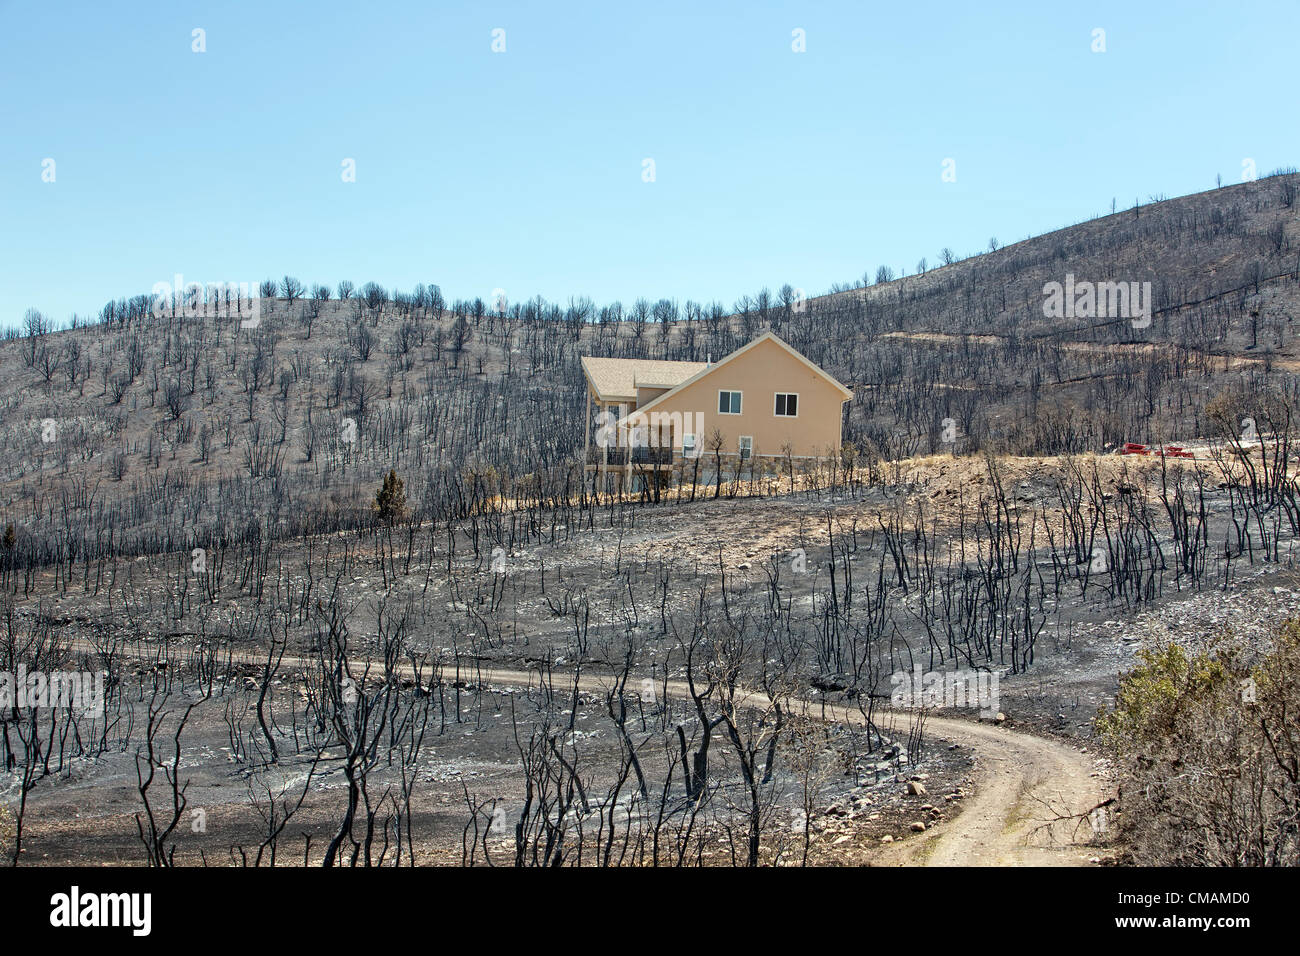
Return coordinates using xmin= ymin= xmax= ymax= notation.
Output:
xmin=585 ymin=444 xmax=675 ymax=466
xmin=630 ymin=445 xmax=672 ymax=465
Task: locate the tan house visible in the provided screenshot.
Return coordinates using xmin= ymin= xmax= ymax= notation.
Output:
xmin=580 ymin=332 xmax=852 ymax=490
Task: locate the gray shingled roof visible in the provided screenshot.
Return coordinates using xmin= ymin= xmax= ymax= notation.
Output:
xmin=580 ymin=356 xmax=709 ymax=401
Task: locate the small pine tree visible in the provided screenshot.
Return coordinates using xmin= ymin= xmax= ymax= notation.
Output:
xmin=2 ymin=524 xmax=14 ymax=551
xmin=374 ymin=470 xmax=407 ymax=525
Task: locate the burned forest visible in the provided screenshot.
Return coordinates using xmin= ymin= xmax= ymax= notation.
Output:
xmin=1 ymin=171 xmax=1299 ymax=871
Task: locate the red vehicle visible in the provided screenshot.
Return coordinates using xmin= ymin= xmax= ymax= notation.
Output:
xmin=1120 ymin=442 xmax=1193 ymax=459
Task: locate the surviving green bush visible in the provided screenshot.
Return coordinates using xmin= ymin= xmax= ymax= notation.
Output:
xmin=1098 ymin=621 xmax=1300 ymax=865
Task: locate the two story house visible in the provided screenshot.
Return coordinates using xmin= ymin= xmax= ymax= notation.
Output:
xmin=580 ymin=331 xmax=852 ymax=491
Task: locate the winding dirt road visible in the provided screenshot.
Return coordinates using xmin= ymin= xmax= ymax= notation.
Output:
xmin=73 ymin=636 xmax=1106 ymax=866
xmin=474 ymin=665 xmax=1106 ymax=867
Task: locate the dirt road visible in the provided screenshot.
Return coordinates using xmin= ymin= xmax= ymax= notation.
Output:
xmin=66 ymin=638 xmax=1107 ymax=866
xmin=475 ymin=665 xmax=1107 ymax=867
xmin=868 ymin=714 xmax=1105 ymax=866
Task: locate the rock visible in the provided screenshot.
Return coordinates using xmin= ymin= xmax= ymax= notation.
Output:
xmin=880 ymin=835 xmax=894 ymax=844
xmin=994 ymin=712 xmax=1006 ymax=724
xmin=910 ymin=821 xmax=927 ymax=832
xmin=907 ymin=780 xmax=927 ymax=796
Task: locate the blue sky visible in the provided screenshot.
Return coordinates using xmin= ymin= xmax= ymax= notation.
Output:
xmin=1 ymin=0 xmax=1296 ymax=325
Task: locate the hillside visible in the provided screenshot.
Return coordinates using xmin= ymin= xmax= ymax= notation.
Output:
xmin=3 ymin=174 xmax=1300 ymax=870
xmin=0 ymin=172 xmax=1297 ymax=564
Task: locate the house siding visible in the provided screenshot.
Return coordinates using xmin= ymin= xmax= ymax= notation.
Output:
xmin=624 ymin=337 xmax=847 ymax=459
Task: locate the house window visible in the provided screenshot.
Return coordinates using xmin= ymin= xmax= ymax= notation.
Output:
xmin=682 ymin=433 xmax=698 ymax=458
xmin=739 ymin=436 xmax=753 ymax=460
xmin=718 ymin=390 xmax=742 ymax=415
xmin=774 ymin=393 xmax=798 ymax=417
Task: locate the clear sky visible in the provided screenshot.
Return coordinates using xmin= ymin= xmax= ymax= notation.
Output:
xmin=1 ymin=0 xmax=1296 ymax=326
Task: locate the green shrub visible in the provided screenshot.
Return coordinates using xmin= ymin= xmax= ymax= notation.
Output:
xmin=1098 ymin=621 xmax=1300 ymax=865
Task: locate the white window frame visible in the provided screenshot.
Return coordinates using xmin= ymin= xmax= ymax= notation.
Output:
xmin=774 ymin=392 xmax=799 ymax=417
xmin=682 ymin=433 xmax=698 ymax=458
xmin=738 ymin=436 xmax=753 ymax=460
xmin=718 ymin=390 xmax=742 ymax=415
